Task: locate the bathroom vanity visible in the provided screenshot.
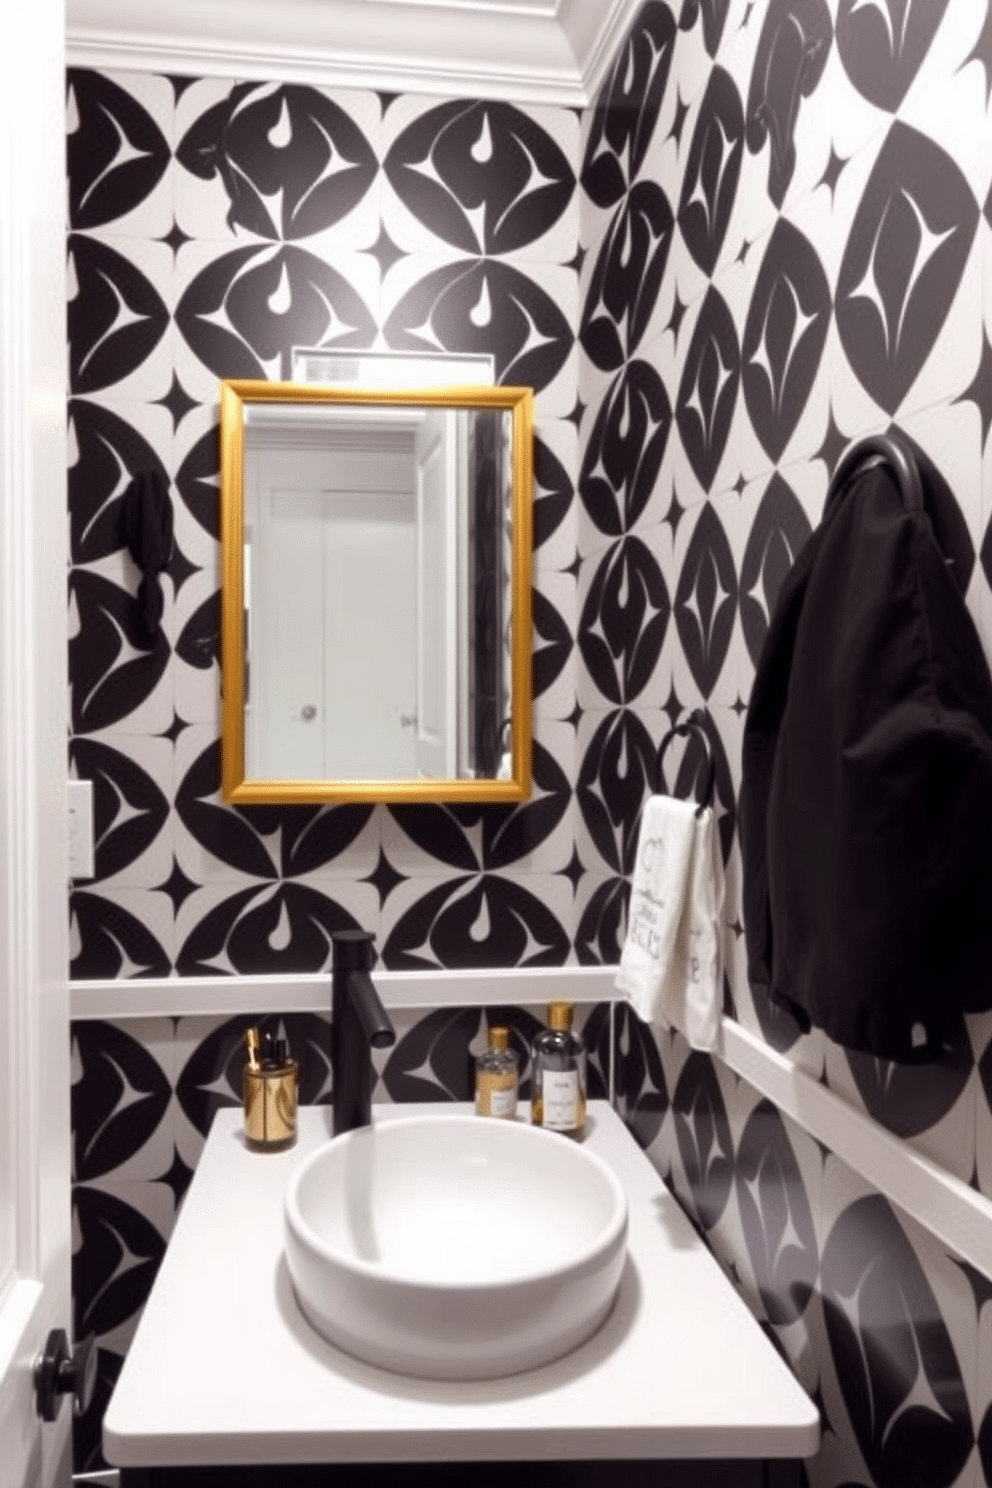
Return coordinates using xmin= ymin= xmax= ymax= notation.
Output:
xmin=103 ymin=1103 xmax=819 ymax=1487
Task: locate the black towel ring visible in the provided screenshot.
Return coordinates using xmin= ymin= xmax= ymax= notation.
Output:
xmin=655 ymin=709 xmax=715 ymax=819
xmin=826 ymin=431 xmax=924 ymax=518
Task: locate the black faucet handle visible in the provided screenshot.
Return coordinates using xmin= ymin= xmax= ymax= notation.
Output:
xmin=330 ymin=930 xmax=394 ymax=1135
xmin=331 ymin=928 xmax=376 ymax=971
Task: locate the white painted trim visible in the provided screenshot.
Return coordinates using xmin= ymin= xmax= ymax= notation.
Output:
xmin=719 ymin=1017 xmax=992 ymax=1280
xmin=0 ymin=4 xmax=72 ymax=1480
xmin=572 ymin=0 xmax=646 ymax=105
xmin=65 ymin=0 xmax=584 ymax=104
xmin=65 ymin=34 xmax=589 ymax=105
xmin=64 ymin=0 xmax=637 ymax=104
xmin=69 ymin=964 xmax=618 ymax=1019
xmin=0 ymin=1279 xmax=42 ymax=1393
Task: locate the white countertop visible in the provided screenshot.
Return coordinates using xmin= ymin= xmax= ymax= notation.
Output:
xmin=103 ymin=1102 xmax=820 ymax=1468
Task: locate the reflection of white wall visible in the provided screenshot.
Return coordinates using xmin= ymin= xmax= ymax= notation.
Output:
xmin=247 ymin=444 xmax=417 ymax=780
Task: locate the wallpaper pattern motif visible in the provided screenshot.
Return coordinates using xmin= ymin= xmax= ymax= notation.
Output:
xmin=66 ymin=0 xmax=992 ymax=1482
xmin=594 ymin=4 xmax=992 ymax=1488
xmin=67 ymin=73 xmax=591 ymax=1468
xmin=67 ymin=75 xmax=584 ymax=980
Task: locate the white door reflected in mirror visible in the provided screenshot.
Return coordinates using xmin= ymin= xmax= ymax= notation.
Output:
xmin=245 ymin=405 xmax=470 ymax=781
xmin=246 ymin=444 xmax=419 ymax=780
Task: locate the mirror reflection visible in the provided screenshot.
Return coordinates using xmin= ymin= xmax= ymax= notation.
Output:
xmin=219 ymin=381 xmax=533 ymax=805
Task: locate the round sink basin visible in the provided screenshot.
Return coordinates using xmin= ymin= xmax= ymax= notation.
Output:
xmin=284 ymin=1114 xmax=628 ymax=1380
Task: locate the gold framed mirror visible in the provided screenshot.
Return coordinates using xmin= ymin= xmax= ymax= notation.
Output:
xmin=219 ymin=380 xmax=533 ymax=804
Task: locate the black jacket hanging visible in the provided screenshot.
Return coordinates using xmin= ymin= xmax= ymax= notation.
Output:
xmin=740 ymin=436 xmax=992 ymax=1062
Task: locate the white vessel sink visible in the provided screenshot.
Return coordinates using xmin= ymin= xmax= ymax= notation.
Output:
xmin=284 ymin=1113 xmax=628 ymax=1380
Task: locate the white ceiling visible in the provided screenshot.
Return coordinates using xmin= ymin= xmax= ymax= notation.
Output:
xmin=65 ymin=0 xmax=642 ymax=105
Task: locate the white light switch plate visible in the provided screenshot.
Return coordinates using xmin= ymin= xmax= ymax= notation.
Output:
xmin=67 ymin=778 xmax=94 ymax=879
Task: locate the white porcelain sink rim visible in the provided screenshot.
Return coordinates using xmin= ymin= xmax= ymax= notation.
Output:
xmin=285 ymin=1112 xmax=627 ymax=1291
xmin=284 ymin=1109 xmax=631 ymax=1380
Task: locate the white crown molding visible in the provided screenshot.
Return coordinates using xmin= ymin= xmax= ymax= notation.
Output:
xmin=66 ymin=0 xmax=638 ymax=105
xmin=569 ymin=0 xmax=646 ymax=105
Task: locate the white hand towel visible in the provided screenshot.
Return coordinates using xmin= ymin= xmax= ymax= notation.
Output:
xmin=668 ymin=805 xmax=724 ymax=1051
xmin=616 ymin=800 xmax=725 ymax=1052
xmin=615 ymin=795 xmax=698 ymax=1023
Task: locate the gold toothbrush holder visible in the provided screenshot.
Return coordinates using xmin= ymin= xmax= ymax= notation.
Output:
xmin=243 ymin=1029 xmax=298 ymax=1152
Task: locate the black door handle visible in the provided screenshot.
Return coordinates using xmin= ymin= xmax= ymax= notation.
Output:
xmin=34 ymin=1327 xmax=97 ymax=1422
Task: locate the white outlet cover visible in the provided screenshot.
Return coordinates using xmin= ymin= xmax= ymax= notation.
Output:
xmin=67 ymin=778 xmax=94 ymax=879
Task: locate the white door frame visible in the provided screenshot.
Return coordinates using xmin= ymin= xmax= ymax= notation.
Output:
xmin=0 ymin=3 xmax=72 ymax=1486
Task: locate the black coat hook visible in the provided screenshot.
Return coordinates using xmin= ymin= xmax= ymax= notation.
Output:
xmin=655 ymin=709 xmax=715 ymax=819
xmin=826 ymin=431 xmax=924 ymax=519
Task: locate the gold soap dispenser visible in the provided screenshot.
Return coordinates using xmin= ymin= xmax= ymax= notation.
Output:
xmin=242 ymin=1027 xmax=299 ymax=1152
xmin=475 ymin=1024 xmax=519 ymax=1119
xmin=530 ymin=1001 xmax=586 ymax=1139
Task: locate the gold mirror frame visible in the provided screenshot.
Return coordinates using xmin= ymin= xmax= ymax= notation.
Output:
xmin=219 ymin=379 xmax=533 ymax=805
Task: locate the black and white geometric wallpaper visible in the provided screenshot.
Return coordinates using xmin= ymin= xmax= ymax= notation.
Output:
xmin=622 ymin=1011 xmax=986 ymax=1488
xmin=67 ymin=0 xmax=992 ymax=1482
xmin=594 ymin=3 xmax=992 ymax=1487
xmin=67 ymin=73 xmax=582 ymax=984
xmin=67 ymin=69 xmax=588 ymax=1469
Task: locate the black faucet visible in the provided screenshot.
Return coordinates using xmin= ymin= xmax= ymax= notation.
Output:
xmin=331 ymin=929 xmax=396 ymax=1135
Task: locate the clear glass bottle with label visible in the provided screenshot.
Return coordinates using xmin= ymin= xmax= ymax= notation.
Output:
xmin=530 ymin=1002 xmax=586 ymax=1140
xmin=475 ymin=1025 xmax=519 ymax=1119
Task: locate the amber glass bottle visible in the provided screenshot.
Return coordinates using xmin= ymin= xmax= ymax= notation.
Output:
xmin=475 ymin=1025 xmax=519 ymax=1118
